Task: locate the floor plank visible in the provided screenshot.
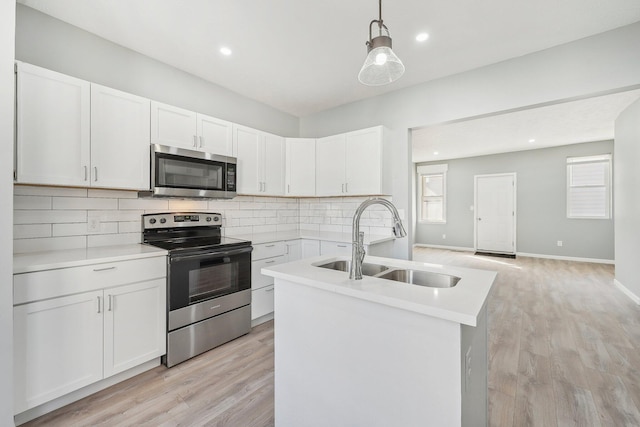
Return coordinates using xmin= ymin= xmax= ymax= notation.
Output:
xmin=21 ymin=248 xmax=640 ymax=427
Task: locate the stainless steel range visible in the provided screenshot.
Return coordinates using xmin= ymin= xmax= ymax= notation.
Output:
xmin=142 ymin=212 xmax=252 ymax=367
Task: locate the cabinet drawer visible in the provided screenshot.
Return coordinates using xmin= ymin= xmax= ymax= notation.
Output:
xmin=252 ymin=255 xmax=287 ymax=289
xmin=14 ymin=256 xmax=167 ymax=305
xmin=251 ymin=285 xmax=275 ymax=320
xmin=252 ymin=241 xmax=287 ymax=260
xmin=320 ymin=240 xmax=352 ymax=256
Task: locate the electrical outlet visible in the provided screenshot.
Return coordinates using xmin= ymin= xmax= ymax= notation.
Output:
xmin=442 ymin=234 xmax=446 ymax=240
xmin=557 ymin=240 xmax=563 ymax=247
xmin=88 ymin=218 xmax=100 ymax=232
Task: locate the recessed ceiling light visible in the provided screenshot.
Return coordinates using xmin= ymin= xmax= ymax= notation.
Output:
xmin=220 ymin=47 xmax=232 ymax=56
xmin=433 ymin=151 xmax=439 ymax=155
xmin=528 ymin=139 xmax=536 ymax=143
xmin=416 ymin=33 xmax=429 ymax=42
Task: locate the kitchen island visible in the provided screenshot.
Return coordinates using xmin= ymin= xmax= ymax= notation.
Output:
xmin=262 ymin=254 xmax=496 ymax=427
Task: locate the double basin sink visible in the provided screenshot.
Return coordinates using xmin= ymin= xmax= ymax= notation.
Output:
xmin=316 ymin=260 xmax=460 ymax=288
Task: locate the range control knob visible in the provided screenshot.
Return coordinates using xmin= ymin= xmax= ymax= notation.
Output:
xmin=149 ymin=218 xmax=156 ymax=224
xmin=213 ymin=216 xmax=220 ymax=222
xmin=160 ymin=218 xmax=167 ymax=224
xmin=206 ymin=216 xmax=212 ymax=222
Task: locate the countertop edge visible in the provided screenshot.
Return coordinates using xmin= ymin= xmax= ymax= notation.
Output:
xmin=13 ymin=244 xmax=168 ymax=274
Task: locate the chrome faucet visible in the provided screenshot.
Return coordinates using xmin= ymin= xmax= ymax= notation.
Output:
xmin=350 ymin=198 xmax=407 ymax=280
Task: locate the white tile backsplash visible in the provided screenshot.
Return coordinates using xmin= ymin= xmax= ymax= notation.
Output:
xmin=13 ymin=187 xmax=394 ymax=254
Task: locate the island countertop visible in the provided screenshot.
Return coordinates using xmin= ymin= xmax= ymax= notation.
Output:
xmin=261 ymin=254 xmax=497 ymax=326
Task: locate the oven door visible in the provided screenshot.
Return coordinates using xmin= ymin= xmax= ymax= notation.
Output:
xmin=168 ymin=246 xmax=252 ymax=312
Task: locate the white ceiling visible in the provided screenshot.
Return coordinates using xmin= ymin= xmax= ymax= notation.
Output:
xmin=17 ymin=0 xmax=640 ymax=117
xmin=411 ymin=89 xmax=640 ymax=163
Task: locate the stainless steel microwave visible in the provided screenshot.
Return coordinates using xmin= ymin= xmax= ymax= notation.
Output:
xmin=139 ymin=144 xmax=237 ymax=199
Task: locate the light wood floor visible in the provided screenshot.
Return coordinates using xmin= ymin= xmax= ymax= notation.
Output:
xmin=23 ymin=248 xmax=640 ymax=427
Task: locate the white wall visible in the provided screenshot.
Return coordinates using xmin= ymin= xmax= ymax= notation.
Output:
xmin=15 ymin=4 xmax=299 ymax=137
xmin=0 ymin=1 xmax=16 ymax=424
xmin=614 ymin=98 xmax=640 ymax=300
xmin=300 ymin=22 xmax=640 ymax=260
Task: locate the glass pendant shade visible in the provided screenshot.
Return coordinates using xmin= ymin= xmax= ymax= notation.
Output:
xmin=358 ymin=35 xmax=405 ymax=86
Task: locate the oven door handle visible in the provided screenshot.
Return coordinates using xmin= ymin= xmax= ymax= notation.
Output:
xmin=170 ymin=246 xmax=253 ymax=262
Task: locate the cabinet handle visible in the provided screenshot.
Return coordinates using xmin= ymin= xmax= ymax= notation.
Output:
xmin=341 ymin=183 xmax=344 ymax=193
xmin=337 ymin=244 xmax=347 ymax=248
xmin=93 ymin=266 xmax=116 ymax=272
xmin=265 ymin=260 xmax=276 ymax=264
xmin=287 ymin=184 xmax=290 ymax=194
xmin=97 ymin=296 xmax=102 ymax=313
xmin=262 ymin=182 xmax=266 ymax=192
xmin=94 ymin=166 xmax=98 ymax=182
xmin=193 ymin=135 xmax=197 ymax=148
xmin=84 ymin=166 xmax=88 ymax=181
xmin=265 ymin=287 xmax=275 ymax=293
xmin=199 ymin=136 xmax=203 ymax=148
xmin=108 ymin=295 xmax=113 ymax=311
xmin=345 ymin=182 xmax=348 ymax=193
xmin=265 ymin=244 xmax=275 ymax=248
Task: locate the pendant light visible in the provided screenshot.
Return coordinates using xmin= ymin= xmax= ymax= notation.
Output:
xmin=358 ymin=0 xmax=405 ymax=86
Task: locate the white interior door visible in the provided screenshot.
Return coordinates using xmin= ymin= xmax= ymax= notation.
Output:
xmin=475 ymin=173 xmax=516 ymax=254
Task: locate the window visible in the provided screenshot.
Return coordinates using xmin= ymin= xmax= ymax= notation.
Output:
xmin=417 ymin=164 xmax=447 ymax=223
xmin=566 ymin=154 xmax=612 ymax=219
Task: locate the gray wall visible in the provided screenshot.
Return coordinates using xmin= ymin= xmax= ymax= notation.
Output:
xmin=15 ymin=5 xmax=299 ymax=137
xmin=415 ymin=141 xmax=615 ymax=261
xmin=300 ymin=22 xmax=640 ymax=260
xmin=614 ymin=99 xmax=640 ymax=296
xmin=1 ymin=1 xmax=15 ymax=424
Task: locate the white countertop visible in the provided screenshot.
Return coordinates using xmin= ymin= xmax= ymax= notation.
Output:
xmin=261 ymin=255 xmax=496 ymax=326
xmin=233 ymin=230 xmax=395 ymax=246
xmin=14 ymin=244 xmax=168 ymax=274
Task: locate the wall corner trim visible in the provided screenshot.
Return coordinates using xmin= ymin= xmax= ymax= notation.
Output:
xmin=614 ymin=278 xmax=640 ymax=305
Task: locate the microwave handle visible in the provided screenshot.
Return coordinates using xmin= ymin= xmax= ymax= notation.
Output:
xmin=170 ymin=246 xmax=252 ymax=263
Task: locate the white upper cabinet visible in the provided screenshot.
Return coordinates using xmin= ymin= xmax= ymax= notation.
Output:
xmin=233 ymin=124 xmax=284 ymax=196
xmin=198 ymin=114 xmax=234 ymax=156
xmin=15 ymin=62 xmax=151 ymax=190
xmin=316 ymin=134 xmax=346 ymax=196
xmin=316 ymin=126 xmax=389 ymax=196
xmin=16 ymin=62 xmax=91 ymax=187
xmin=150 ymin=101 xmax=197 ymax=150
xmin=285 ymin=138 xmax=316 ymax=196
xmin=344 ymin=126 xmax=386 ymax=195
xmin=91 ymin=84 xmax=150 ymax=190
xmin=151 ymin=101 xmax=233 ymax=156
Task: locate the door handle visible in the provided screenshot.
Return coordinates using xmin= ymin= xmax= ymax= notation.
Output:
xmin=94 ymin=166 xmax=98 ymax=182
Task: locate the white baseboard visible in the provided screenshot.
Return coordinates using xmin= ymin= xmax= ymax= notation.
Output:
xmin=516 ymin=252 xmax=614 ymax=265
xmin=614 ymin=279 xmax=640 ymax=305
xmin=413 ymin=244 xmax=474 ymax=252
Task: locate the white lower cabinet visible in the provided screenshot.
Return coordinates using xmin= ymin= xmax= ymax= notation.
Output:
xmin=13 ymin=256 xmax=166 ymax=414
xmin=301 ymin=239 xmax=321 ymax=258
xmin=251 ymin=242 xmax=287 ymax=322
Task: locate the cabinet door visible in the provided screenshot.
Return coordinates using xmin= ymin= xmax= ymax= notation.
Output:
xmin=263 ymin=133 xmax=285 ymax=196
xmin=234 ymin=125 xmax=261 ymax=194
xmin=251 ymin=285 xmax=275 ymax=320
xmin=316 ymin=134 xmax=346 ymax=196
xmin=286 ymin=138 xmax=316 ymax=196
xmin=197 ymin=114 xmax=233 ymax=156
xmin=14 ymin=291 xmax=104 ymax=413
xmin=104 ymin=279 xmax=166 ymax=377
xmin=16 ymin=62 xmax=90 ymax=187
xmin=91 ymin=84 xmax=151 ymax=190
xmin=301 ymin=239 xmax=321 ymax=258
xmin=150 ymin=101 xmax=198 ymax=150
xmin=345 ymin=127 xmax=383 ymax=195
xmin=286 ymin=239 xmax=302 ymax=262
